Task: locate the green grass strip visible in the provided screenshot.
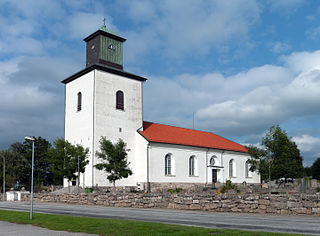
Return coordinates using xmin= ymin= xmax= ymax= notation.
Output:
xmin=0 ymin=209 xmax=307 ymax=236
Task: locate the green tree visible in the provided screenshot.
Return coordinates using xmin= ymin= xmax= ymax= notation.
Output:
xmin=311 ymin=158 xmax=320 ymax=180
xmin=48 ymin=138 xmax=89 ymax=190
xmin=0 ymin=137 xmax=52 ymax=191
xmin=247 ymin=125 xmax=304 ymax=181
xmin=304 ymin=166 xmax=312 ymax=177
xmin=95 ymin=137 xmax=132 ymax=188
xmin=246 ymin=145 xmax=269 ymax=181
xmin=262 ymin=125 xmax=304 ymax=180
xmin=0 ymin=149 xmax=24 ymax=190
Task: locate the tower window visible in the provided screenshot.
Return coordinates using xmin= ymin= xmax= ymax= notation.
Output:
xmin=77 ymin=92 xmax=82 ymax=111
xmin=116 ymin=90 xmax=124 ymax=110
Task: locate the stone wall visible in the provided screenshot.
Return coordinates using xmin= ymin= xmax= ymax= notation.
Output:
xmin=20 ymin=192 xmax=320 ymax=215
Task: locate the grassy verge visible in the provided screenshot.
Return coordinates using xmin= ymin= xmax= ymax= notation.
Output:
xmin=0 ymin=210 xmax=306 ymax=236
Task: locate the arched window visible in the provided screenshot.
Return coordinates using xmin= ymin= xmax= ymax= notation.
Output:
xmin=245 ymin=160 xmax=251 ymax=178
xmin=77 ymin=92 xmax=82 ymax=111
xmin=210 ymin=156 xmax=216 ymax=166
xmin=189 ymin=156 xmax=195 ymax=176
xmin=116 ymin=90 xmax=124 ymax=110
xmin=165 ymin=154 xmax=172 ymax=175
xmin=229 ymin=159 xmax=235 ymax=178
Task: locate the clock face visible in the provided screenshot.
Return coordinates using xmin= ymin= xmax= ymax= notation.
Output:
xmin=108 ymin=44 xmax=115 ymax=51
xmin=91 ymin=44 xmax=95 ymax=50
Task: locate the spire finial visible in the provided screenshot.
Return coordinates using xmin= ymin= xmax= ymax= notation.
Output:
xmin=103 ymin=17 xmax=106 ymax=27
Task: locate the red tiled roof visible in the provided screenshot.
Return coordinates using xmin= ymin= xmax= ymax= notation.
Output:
xmin=138 ymin=121 xmax=248 ymax=153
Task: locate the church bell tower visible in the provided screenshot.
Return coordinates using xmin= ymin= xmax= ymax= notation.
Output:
xmin=84 ymin=24 xmax=126 ymax=70
xmin=62 ymin=23 xmax=146 ymax=188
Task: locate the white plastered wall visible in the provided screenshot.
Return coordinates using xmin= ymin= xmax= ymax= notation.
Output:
xmin=148 ymin=143 xmax=260 ymax=184
xmin=64 ymin=71 xmax=95 ymax=187
xmin=93 ymin=70 xmax=144 ymax=186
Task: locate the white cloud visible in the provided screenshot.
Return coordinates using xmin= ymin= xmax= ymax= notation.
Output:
xmin=269 ymin=42 xmax=291 ymax=53
xmin=121 ymin=0 xmax=261 ymax=62
xmin=292 ymin=135 xmax=320 ymax=166
xmin=195 ymin=51 xmax=320 ymax=135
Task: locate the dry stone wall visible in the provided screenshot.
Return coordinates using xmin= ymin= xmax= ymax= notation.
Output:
xmin=19 ymin=193 xmax=320 ymax=216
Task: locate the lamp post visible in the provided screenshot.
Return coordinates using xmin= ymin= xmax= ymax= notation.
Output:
xmin=2 ymin=154 xmax=4 ymax=201
xmin=25 ymin=136 xmax=35 ymax=220
xmin=77 ymin=156 xmax=80 ymax=194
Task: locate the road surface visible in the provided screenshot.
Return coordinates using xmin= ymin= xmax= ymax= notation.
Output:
xmin=0 ymin=201 xmax=319 ymax=235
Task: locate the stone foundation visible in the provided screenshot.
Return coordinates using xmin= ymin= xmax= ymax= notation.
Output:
xmin=19 ymin=192 xmax=320 ymax=216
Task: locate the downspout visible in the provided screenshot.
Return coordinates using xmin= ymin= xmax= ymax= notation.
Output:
xmin=147 ymin=143 xmax=150 ymax=193
xmin=221 ymin=150 xmax=225 ymax=183
xmin=92 ymin=70 xmax=96 ymax=188
xmin=205 ymin=148 xmax=209 ymax=186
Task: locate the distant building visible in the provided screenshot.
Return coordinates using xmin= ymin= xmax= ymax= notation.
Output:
xmin=62 ymin=25 xmax=260 ymax=189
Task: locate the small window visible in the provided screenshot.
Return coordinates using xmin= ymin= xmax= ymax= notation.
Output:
xmin=165 ymin=154 xmax=172 ymax=175
xmin=189 ymin=156 xmax=195 ymax=176
xmin=245 ymin=160 xmax=251 ymax=178
xmin=229 ymin=159 xmax=235 ymax=178
xmin=116 ymin=90 xmax=124 ymax=110
xmin=77 ymin=92 xmax=82 ymax=111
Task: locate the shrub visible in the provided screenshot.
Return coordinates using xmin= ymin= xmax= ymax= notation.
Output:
xmin=220 ymin=180 xmax=240 ymax=194
xmin=167 ymin=188 xmax=182 ymax=194
xmin=85 ymin=187 xmax=93 ymax=193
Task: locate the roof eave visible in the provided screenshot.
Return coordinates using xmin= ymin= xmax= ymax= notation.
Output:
xmin=62 ymin=64 xmax=147 ymax=84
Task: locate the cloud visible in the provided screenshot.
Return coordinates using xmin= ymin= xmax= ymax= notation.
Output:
xmin=269 ymin=42 xmax=291 ymax=53
xmin=0 ymin=56 xmax=79 ymax=149
xmin=120 ymin=0 xmax=261 ymax=62
xmin=306 ymin=26 xmax=320 ymax=40
xmin=292 ymin=135 xmax=320 ymax=166
xmin=195 ymin=50 xmax=320 ymax=135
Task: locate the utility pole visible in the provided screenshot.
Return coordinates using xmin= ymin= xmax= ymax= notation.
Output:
xmin=2 ymin=155 xmax=5 ymax=201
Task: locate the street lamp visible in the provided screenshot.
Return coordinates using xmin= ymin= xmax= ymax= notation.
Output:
xmin=25 ymin=136 xmax=35 ymax=220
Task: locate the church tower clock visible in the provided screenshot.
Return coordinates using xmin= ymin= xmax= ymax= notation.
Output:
xmin=84 ymin=24 xmax=126 ymax=69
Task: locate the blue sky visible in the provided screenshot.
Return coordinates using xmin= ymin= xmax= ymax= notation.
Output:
xmin=1 ymin=0 xmax=320 ymax=166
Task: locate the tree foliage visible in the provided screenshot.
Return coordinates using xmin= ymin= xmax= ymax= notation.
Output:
xmin=247 ymin=125 xmax=304 ymax=181
xmin=0 ymin=137 xmax=52 ymax=191
xmin=246 ymin=145 xmax=269 ymax=181
xmin=95 ymin=137 xmax=132 ymax=187
xmin=48 ymin=138 xmax=89 ymax=186
xmin=311 ymin=158 xmax=320 ymax=180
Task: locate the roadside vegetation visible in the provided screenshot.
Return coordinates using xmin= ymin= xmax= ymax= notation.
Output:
xmin=0 ymin=210 xmax=308 ymax=236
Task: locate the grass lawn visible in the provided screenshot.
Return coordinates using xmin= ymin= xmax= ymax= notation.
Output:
xmin=0 ymin=210 xmax=307 ymax=236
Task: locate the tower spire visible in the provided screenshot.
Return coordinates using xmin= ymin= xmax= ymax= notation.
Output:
xmin=103 ymin=17 xmax=106 ymax=27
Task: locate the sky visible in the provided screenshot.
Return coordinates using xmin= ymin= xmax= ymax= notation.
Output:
xmin=0 ymin=0 xmax=320 ymax=166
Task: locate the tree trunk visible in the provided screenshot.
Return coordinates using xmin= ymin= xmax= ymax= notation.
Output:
xmin=113 ymin=181 xmax=116 ymax=193
xmin=68 ymin=181 xmax=70 ymax=193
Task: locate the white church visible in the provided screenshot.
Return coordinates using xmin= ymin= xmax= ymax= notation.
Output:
xmin=62 ymin=25 xmax=260 ymax=190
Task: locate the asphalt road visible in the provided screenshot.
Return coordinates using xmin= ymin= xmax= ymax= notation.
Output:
xmin=0 ymin=201 xmax=319 ymax=235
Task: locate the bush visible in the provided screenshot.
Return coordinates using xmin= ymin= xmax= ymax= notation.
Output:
xmin=220 ymin=180 xmax=240 ymax=194
xmin=316 ymin=187 xmax=320 ymax=193
xmin=85 ymin=187 xmax=93 ymax=193
xmin=167 ymin=188 xmax=182 ymax=194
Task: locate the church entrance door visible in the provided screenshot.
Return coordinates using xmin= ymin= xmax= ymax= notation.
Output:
xmin=212 ymin=169 xmax=218 ymax=183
